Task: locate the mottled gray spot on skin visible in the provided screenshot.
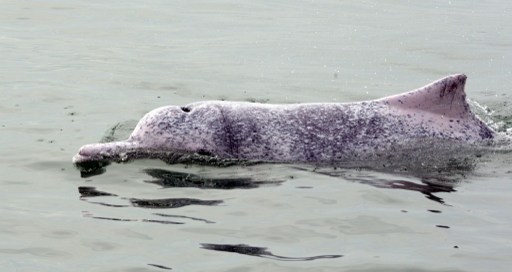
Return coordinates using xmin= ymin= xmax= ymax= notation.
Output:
xmin=73 ymin=74 xmax=494 ymax=168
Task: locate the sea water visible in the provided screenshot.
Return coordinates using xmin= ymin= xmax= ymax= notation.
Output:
xmin=1 ymin=1 xmax=512 ymax=271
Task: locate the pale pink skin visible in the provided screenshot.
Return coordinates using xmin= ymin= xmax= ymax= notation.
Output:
xmin=73 ymin=74 xmax=494 ymax=164
xmin=380 ymin=74 xmax=490 ymax=140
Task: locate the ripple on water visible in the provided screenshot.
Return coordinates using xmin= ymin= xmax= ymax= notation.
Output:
xmin=0 ymin=247 xmax=72 ymax=258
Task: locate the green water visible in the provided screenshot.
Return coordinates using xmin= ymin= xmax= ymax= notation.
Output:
xmin=1 ymin=1 xmax=512 ymax=271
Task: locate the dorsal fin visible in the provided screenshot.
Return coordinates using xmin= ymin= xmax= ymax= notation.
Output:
xmin=380 ymin=74 xmax=471 ymax=119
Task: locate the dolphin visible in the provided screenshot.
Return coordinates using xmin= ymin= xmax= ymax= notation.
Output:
xmin=72 ymin=74 xmax=494 ymax=167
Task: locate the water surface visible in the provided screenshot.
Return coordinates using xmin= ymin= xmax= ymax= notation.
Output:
xmin=1 ymin=1 xmax=512 ymax=271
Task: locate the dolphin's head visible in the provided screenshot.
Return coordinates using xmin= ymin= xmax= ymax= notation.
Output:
xmin=127 ymin=102 xmax=222 ymax=155
xmin=73 ymin=102 xmax=225 ymax=172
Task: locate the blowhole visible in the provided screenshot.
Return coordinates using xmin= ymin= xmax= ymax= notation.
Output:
xmin=181 ymin=106 xmax=191 ymax=113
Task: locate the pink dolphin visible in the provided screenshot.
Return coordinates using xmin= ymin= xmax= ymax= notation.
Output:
xmin=73 ymin=74 xmax=494 ymax=165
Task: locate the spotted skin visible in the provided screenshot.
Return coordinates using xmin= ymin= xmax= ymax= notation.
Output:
xmin=73 ymin=74 xmax=494 ymax=164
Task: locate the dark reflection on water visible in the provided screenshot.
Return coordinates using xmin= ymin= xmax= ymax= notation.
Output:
xmin=78 ymin=186 xmax=223 ymax=209
xmin=147 ymin=263 xmax=172 ymax=270
xmin=82 ymin=214 xmax=136 ymax=222
xmin=345 ymin=176 xmax=454 ymax=205
xmin=92 ymin=217 xmax=136 ymax=222
xmin=84 ymin=201 xmax=130 ymax=208
xmin=82 ymin=213 xmax=184 ymax=224
xmin=130 ymin=198 xmax=223 ymax=209
xmin=200 ymin=243 xmax=342 ymax=261
xmin=78 ymin=186 xmax=130 ymax=207
xmin=153 ymin=213 xmax=215 ymax=224
xmin=143 ymin=168 xmax=283 ymax=189
xmin=428 ymin=209 xmax=442 ymax=213
xmin=141 ymin=219 xmax=184 ymax=225
xmin=75 ymin=161 xmax=109 ymax=178
xmin=78 ymin=186 xmax=117 ymax=197
xmin=79 ymin=186 xmax=220 ymax=224
xmin=294 ymin=167 xmax=457 ymax=205
xmin=378 ymin=179 xmax=455 ymax=205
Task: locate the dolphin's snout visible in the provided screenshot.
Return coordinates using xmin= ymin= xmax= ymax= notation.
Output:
xmin=73 ymin=144 xmax=112 ymax=174
xmin=73 ymin=141 xmax=136 ymax=164
xmin=78 ymin=145 xmax=92 ymax=156
xmin=73 ymin=143 xmax=109 ymax=164
xmin=78 ymin=144 xmax=99 ymax=155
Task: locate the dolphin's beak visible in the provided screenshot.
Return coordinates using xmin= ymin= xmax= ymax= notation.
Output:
xmin=72 ymin=141 xmax=137 ymax=164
